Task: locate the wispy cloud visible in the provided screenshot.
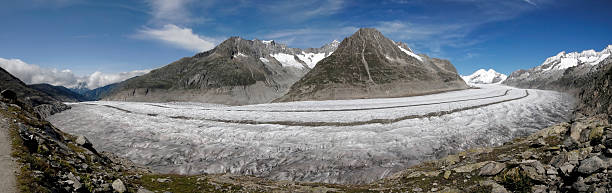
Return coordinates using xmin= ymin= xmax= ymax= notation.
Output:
xmin=258 ymin=0 xmax=345 ymax=21
xmin=136 ymin=24 xmax=221 ymax=52
xmin=523 ymin=0 xmax=537 ymax=6
xmin=0 ymin=58 xmax=150 ymax=89
xmin=145 ymin=0 xmax=208 ymax=25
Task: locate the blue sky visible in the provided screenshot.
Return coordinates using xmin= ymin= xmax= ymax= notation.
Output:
xmin=0 ymin=0 xmax=611 ymax=88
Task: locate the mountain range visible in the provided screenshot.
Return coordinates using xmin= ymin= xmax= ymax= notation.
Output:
xmin=101 ymin=28 xmax=467 ymax=104
xmin=504 ymin=45 xmax=612 ymax=91
xmin=101 ymin=37 xmax=340 ymax=105
xmin=29 ymin=83 xmax=90 ymax=102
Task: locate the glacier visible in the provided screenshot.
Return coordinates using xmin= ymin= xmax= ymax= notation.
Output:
xmin=48 ymin=84 xmax=574 ymax=184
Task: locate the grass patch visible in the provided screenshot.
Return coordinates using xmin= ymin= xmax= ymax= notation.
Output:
xmin=137 ymin=174 xmax=247 ymax=193
xmin=498 ymin=167 xmax=532 ymax=193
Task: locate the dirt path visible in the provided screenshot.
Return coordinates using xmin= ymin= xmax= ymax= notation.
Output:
xmin=0 ymin=114 xmax=17 ymax=193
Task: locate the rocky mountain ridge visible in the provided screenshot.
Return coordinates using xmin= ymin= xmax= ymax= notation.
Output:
xmin=0 ymin=67 xmax=69 ymax=118
xmin=102 ymin=37 xmax=338 ymax=105
xmin=277 ymin=28 xmax=468 ymax=102
xmin=29 ymin=83 xmax=91 ymax=102
xmin=504 ymin=45 xmax=612 ymax=90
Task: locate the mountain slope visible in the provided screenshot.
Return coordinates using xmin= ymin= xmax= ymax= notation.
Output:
xmin=0 ymin=67 xmax=68 ymax=118
xmin=461 ymin=69 xmax=507 ymax=84
xmin=504 ymin=45 xmax=612 ymax=90
xmin=103 ymin=38 xmax=337 ymax=105
xmin=82 ymin=83 xmax=119 ymax=100
xmin=276 ymin=28 xmax=468 ymax=102
xmin=29 ymin=83 xmax=91 ymax=102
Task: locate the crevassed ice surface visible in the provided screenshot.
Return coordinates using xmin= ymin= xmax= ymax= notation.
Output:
xmin=48 ymin=84 xmax=574 ymax=184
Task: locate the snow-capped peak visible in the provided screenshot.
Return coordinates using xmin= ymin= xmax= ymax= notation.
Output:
xmin=541 ymin=45 xmax=612 ymax=71
xmin=331 ymin=40 xmax=340 ymax=46
xmin=461 ymin=69 xmax=507 ymax=84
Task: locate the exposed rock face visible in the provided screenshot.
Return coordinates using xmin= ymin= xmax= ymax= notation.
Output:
xmin=276 ymin=28 xmax=468 ymax=102
xmin=29 ymin=83 xmax=91 ymax=102
xmin=504 ymin=45 xmax=612 ymax=91
xmin=104 ymin=38 xmax=338 ymax=105
xmin=576 ymin=58 xmax=612 ymax=119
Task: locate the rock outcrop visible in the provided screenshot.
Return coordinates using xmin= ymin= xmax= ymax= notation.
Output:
xmin=276 ymin=28 xmax=468 ymax=102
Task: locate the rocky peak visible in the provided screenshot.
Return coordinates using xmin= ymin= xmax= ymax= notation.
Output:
xmin=332 ymin=28 xmax=415 ymax=62
xmin=276 ymin=28 xmax=467 ymax=102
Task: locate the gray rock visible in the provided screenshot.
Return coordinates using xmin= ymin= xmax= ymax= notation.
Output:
xmin=531 ymin=185 xmax=547 ymax=193
xmin=479 ymin=162 xmax=505 ymax=176
xmin=572 ymin=177 xmax=589 ymax=192
xmin=112 ymin=179 xmax=126 ymax=193
xmin=101 ymin=183 xmax=111 ymax=191
xmin=137 ymin=188 xmax=155 ymax=193
xmin=576 ymin=156 xmax=606 ymax=175
xmin=530 ymin=138 xmax=547 ymax=148
xmin=479 ymin=180 xmax=509 ymax=193
xmin=571 ymin=122 xmax=587 ymax=142
xmin=76 ymin=135 xmax=92 ymax=147
xmin=594 ymin=187 xmax=608 ymax=193
xmin=560 ymin=163 xmax=575 ymax=176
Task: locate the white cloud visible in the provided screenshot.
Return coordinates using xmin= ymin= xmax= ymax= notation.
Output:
xmin=137 ymin=24 xmax=219 ymax=52
xmin=0 ymin=57 xmax=150 ymax=89
xmin=85 ymin=70 xmax=150 ymax=89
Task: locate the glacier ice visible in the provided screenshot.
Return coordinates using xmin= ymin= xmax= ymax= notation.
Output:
xmin=48 ymin=85 xmax=574 ymax=184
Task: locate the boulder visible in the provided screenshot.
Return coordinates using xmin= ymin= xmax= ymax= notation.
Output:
xmin=571 ymin=122 xmax=588 ymax=141
xmin=443 ymin=170 xmax=452 ymax=179
xmin=572 ymin=177 xmax=589 ymax=192
xmin=452 ymin=162 xmax=488 ymax=173
xmin=559 ymin=163 xmax=575 ymax=176
xmin=478 ymin=162 xmax=505 ymax=176
xmin=576 ymin=156 xmax=606 ymax=175
xmin=76 ymin=135 xmax=92 ymax=147
xmin=112 ymin=179 xmax=126 ymax=193
xmin=479 ymin=180 xmax=509 ymax=193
